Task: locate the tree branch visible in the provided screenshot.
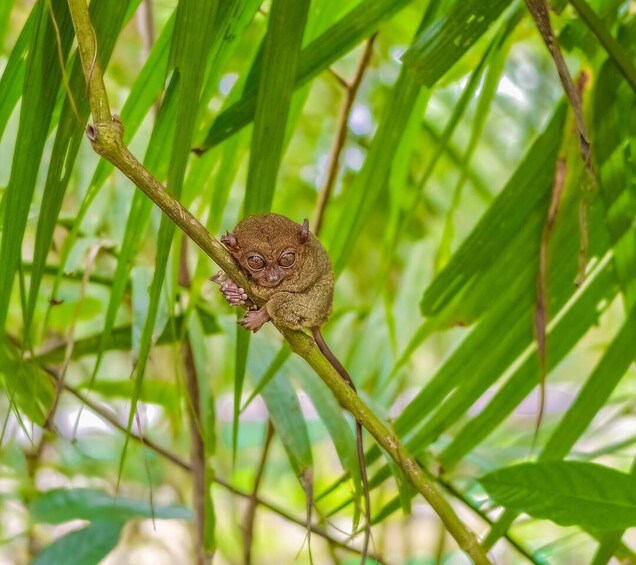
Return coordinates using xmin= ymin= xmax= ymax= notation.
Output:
xmin=66 ymin=2 xmax=490 ymax=562
xmin=242 ymin=420 xmax=274 ymax=565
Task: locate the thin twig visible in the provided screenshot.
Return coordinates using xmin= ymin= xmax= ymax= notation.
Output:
xmin=183 ymin=338 xmax=208 ymax=564
xmin=180 ymin=235 xmax=211 ymax=564
xmin=66 ymin=2 xmax=491 ymax=561
xmin=242 ymin=420 xmax=275 ymax=565
xmin=533 ymin=157 xmax=567 ymax=445
xmin=314 ymin=35 xmax=377 ymax=236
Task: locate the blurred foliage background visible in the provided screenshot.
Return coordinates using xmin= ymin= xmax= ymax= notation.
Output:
xmin=0 ymin=0 xmax=634 ymax=563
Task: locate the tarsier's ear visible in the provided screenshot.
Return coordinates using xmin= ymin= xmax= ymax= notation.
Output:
xmin=298 ymin=219 xmax=310 ymax=243
xmin=221 ymin=231 xmax=240 ymax=252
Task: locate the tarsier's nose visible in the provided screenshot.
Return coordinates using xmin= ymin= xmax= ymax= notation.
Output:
xmin=266 ymin=270 xmax=280 ymax=284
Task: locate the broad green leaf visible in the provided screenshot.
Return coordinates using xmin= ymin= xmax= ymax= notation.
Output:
xmin=484 ymin=305 xmax=636 ymax=548
xmin=197 ymin=0 xmax=417 ymax=150
xmin=30 ymin=488 xmax=191 ymax=523
xmin=480 ymin=461 xmax=636 ymax=531
xmin=592 ymin=37 xmax=636 ymax=551
xmin=32 ymin=520 xmax=123 ymax=565
xmin=0 ymin=0 xmax=74 ymax=332
xmin=402 ymin=0 xmax=513 ymax=86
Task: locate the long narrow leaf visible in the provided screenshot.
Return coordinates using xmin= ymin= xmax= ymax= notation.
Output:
xmin=0 ymin=0 xmax=74 ymax=331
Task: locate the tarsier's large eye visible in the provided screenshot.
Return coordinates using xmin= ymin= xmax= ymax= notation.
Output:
xmin=278 ymin=251 xmax=296 ymax=268
xmin=247 ymin=254 xmax=265 ymax=270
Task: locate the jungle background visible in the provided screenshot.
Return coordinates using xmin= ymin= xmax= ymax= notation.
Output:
xmin=0 ymin=0 xmax=634 ymax=563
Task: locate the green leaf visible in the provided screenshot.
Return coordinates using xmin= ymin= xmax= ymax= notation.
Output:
xmin=438 ymin=259 xmax=618 ymax=470
xmin=593 ymin=54 xmax=636 ymax=309
xmin=0 ymin=338 xmax=54 ymax=426
xmin=569 ymin=0 xmax=636 ymax=94
xmin=30 ymin=488 xmax=192 ymax=523
xmin=479 ymin=461 xmax=636 ymax=531
xmin=0 ymin=6 xmax=35 ymax=141
xmin=402 ymin=0 xmax=513 ymax=86
xmin=541 ymin=307 xmax=636 ymax=462
xmin=484 ymin=305 xmax=636 ymax=548
xmin=241 ymin=328 xmax=313 ymax=475
xmin=81 ymin=379 xmax=178 ymax=408
xmin=0 ymin=1 xmax=11 ymax=50
xmin=244 ymin=0 xmax=310 ymax=214
xmin=34 ymin=308 xmax=218 ymax=364
xmin=26 ymin=0 xmax=131 ymax=338
xmin=122 ymin=0 xmax=219 ymax=479
xmin=325 ymin=60 xmax=423 ymax=273
xmin=197 ymin=0 xmax=417 ymax=149
xmin=0 ymin=0 xmax=74 ymax=331
xmin=420 ymin=103 xmax=567 ymax=317
xmin=32 ymin=520 xmax=123 ymax=565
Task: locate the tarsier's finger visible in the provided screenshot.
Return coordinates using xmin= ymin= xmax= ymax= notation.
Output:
xmin=221 ymin=286 xmax=245 ymax=295
xmin=221 ymin=289 xmax=248 ymax=300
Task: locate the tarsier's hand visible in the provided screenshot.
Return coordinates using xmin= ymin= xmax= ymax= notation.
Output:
xmin=210 ymin=271 xmax=252 ymax=308
xmin=210 ymin=271 xmax=269 ymax=332
xmin=238 ymin=308 xmax=270 ymax=333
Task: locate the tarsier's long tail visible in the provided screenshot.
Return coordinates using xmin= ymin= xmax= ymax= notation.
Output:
xmin=312 ymin=327 xmax=371 ymax=564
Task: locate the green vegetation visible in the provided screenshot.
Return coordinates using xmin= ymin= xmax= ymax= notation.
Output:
xmin=0 ymin=0 xmax=634 ymax=563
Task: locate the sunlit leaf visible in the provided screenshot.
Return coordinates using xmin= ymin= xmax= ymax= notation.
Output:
xmin=480 ymin=461 xmax=636 ymax=530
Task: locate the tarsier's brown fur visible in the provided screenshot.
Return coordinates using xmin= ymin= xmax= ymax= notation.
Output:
xmin=212 ymin=213 xmax=371 ymax=563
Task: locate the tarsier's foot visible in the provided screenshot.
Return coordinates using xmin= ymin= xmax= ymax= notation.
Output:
xmin=210 ymin=271 xmax=249 ymax=306
xmin=239 ymin=308 xmax=270 ymax=333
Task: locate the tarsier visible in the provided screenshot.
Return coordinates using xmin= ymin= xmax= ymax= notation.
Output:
xmin=212 ymin=213 xmax=371 ymax=562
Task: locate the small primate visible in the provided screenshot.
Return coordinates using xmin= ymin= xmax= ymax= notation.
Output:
xmin=212 ymin=213 xmax=371 ymax=562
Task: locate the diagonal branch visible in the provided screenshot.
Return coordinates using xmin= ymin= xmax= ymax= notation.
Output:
xmin=66 ymin=1 xmax=490 ymax=562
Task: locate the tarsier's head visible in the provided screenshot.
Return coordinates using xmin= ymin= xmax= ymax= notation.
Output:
xmin=221 ymin=213 xmax=310 ymax=288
